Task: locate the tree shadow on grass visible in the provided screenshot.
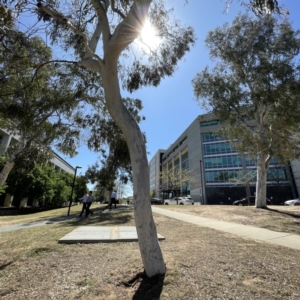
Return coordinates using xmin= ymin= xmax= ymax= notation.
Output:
xmin=57 ymin=208 xmax=135 ymax=228
xmin=118 ymin=271 xmax=165 ymax=300
xmin=0 ymin=261 xmax=13 ymax=270
xmin=263 ymin=207 xmax=300 ymax=219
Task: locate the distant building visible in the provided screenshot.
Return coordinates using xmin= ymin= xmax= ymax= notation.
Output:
xmin=0 ymin=128 xmax=75 ymax=175
xmin=149 ymin=149 xmax=166 ymax=197
xmin=0 ymin=128 xmax=75 ymax=207
xmin=149 ymin=113 xmax=299 ymax=205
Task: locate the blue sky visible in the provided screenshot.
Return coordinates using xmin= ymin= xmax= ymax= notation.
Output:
xmin=61 ymin=0 xmax=300 ymax=193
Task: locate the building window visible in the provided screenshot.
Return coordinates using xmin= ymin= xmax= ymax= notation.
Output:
xmin=200 ymin=120 xmax=219 ymax=127
xmin=204 ymin=155 xmax=242 ymax=168
xmin=181 ymin=151 xmax=189 ymax=170
xmin=174 ymin=157 xmax=180 ymax=170
xmin=205 ymin=170 xmax=240 ymax=183
xmin=203 ymin=142 xmax=237 ymax=155
xmin=202 ymin=132 xmax=224 ymax=142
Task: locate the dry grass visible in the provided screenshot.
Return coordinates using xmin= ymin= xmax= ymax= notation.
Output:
xmin=160 ymin=205 xmax=300 ymax=235
xmin=0 ymin=205 xmax=300 ymax=299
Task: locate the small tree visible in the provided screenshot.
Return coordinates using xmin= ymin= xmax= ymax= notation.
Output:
xmin=160 ymin=167 xmax=195 ymax=204
xmin=230 ymin=169 xmax=256 ymax=205
xmin=193 ymin=14 xmax=300 ymax=208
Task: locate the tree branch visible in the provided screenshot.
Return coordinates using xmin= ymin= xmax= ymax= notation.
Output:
xmin=108 ymin=0 xmax=152 ymax=56
xmin=0 ymin=60 xmax=77 ymax=97
xmin=37 ymin=3 xmax=104 ymax=69
xmin=90 ymin=0 xmax=111 ymax=46
xmin=111 ymin=0 xmax=126 ymax=19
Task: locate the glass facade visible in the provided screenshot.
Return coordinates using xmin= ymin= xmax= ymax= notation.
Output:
xmin=204 ymin=155 xmax=242 ymax=168
xmin=181 ymin=151 xmax=189 ymax=170
xmin=201 ymin=129 xmax=293 ymax=205
xmin=201 ymin=120 xmax=219 ymax=127
xmin=205 ymin=170 xmax=239 ymax=183
xmin=201 ymin=132 xmax=223 ymax=142
xmin=203 ymin=142 xmax=237 ymax=155
xmin=174 ymin=157 xmax=180 ymax=170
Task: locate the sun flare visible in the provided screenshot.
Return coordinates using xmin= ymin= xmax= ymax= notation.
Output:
xmin=138 ymin=19 xmax=161 ymax=52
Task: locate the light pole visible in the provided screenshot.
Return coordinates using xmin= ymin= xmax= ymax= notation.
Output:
xmin=199 ymin=160 xmax=204 ymax=205
xmin=67 ymin=166 xmax=82 ymax=216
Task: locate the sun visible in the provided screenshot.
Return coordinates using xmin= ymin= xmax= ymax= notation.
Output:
xmin=138 ymin=19 xmax=161 ymax=52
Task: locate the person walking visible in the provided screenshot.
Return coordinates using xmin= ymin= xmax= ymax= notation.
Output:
xmin=85 ymin=191 xmax=94 ymax=217
xmin=78 ymin=192 xmax=89 ymax=217
xmin=110 ymin=190 xmax=117 ymax=210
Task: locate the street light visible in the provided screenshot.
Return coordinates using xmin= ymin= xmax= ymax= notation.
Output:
xmin=199 ymin=160 xmax=204 ymax=205
xmin=67 ymin=166 xmax=82 ymax=216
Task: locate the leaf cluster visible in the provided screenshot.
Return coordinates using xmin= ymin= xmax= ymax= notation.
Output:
xmin=193 ymin=14 xmax=300 ymax=163
xmin=4 ymin=164 xmax=87 ymax=207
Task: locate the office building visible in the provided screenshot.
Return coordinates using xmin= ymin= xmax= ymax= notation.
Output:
xmin=149 ymin=114 xmax=299 ymax=204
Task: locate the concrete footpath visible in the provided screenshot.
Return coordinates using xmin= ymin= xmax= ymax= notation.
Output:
xmin=152 ymin=206 xmax=300 ymax=251
xmin=1 ymin=206 xmax=300 ymax=251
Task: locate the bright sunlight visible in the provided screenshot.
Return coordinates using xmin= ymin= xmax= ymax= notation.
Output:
xmin=138 ymin=19 xmax=161 ymax=52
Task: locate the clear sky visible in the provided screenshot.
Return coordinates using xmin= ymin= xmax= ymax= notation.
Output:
xmin=61 ymin=0 xmax=300 ymax=194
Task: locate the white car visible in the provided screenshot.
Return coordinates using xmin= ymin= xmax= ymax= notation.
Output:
xmin=164 ymin=197 xmax=194 ymax=205
xmin=185 ymin=197 xmax=194 ymax=205
xmin=284 ymin=199 xmax=300 ymax=206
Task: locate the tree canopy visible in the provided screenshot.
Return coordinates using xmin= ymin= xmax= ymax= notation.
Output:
xmin=193 ymin=14 xmax=300 ymax=207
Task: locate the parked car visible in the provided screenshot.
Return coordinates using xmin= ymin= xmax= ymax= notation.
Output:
xmin=150 ymin=198 xmax=164 ymax=205
xmin=185 ymin=197 xmax=194 ymax=205
xmin=233 ymin=196 xmax=272 ymax=206
xmin=164 ymin=197 xmax=193 ymax=205
xmin=284 ymin=199 xmax=300 ymax=206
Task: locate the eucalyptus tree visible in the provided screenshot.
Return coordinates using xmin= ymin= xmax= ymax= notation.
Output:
xmin=84 ymin=97 xmax=144 ymax=198
xmin=0 ymin=0 xmax=282 ymax=277
xmin=0 ymin=33 xmax=101 ymax=186
xmin=193 ymin=14 xmax=300 ymax=208
xmin=226 ymin=0 xmax=281 ymax=14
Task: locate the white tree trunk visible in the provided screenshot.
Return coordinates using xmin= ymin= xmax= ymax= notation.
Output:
xmin=0 ymin=160 xmax=15 ymax=187
xmin=102 ymin=60 xmax=165 ymax=277
xmin=255 ymin=152 xmax=268 ymax=208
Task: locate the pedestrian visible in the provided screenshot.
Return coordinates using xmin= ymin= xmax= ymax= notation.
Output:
xmin=85 ymin=191 xmax=94 ymax=217
xmin=110 ymin=190 xmax=117 ymax=210
xmin=78 ymin=192 xmax=89 ymax=217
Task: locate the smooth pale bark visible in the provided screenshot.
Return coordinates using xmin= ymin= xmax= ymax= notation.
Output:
xmin=255 ymin=152 xmax=268 ymax=208
xmin=38 ymin=0 xmax=165 ymax=278
xmin=0 ymin=160 xmax=15 ymax=186
xmin=101 ymin=59 xmax=165 ymax=277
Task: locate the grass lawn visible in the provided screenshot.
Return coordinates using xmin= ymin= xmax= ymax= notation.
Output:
xmin=0 ymin=205 xmax=300 ymax=299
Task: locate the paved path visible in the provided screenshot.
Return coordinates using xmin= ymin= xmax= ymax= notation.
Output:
xmin=152 ymin=206 xmax=300 ymax=251
xmin=2 ymin=206 xmax=300 ymax=251
xmin=0 ymin=206 xmax=133 ymax=233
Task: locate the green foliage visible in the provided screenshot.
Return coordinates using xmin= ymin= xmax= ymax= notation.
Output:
xmin=3 ymin=163 xmax=83 ymax=207
xmin=84 ymin=97 xmax=146 ymax=194
xmin=26 ymin=165 xmax=58 ymax=205
xmin=193 ymin=14 xmax=300 ymax=164
xmin=0 ymin=183 xmax=7 ymax=195
xmin=0 ymin=13 xmax=104 ymax=186
xmin=74 ymin=175 xmax=88 ymax=200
